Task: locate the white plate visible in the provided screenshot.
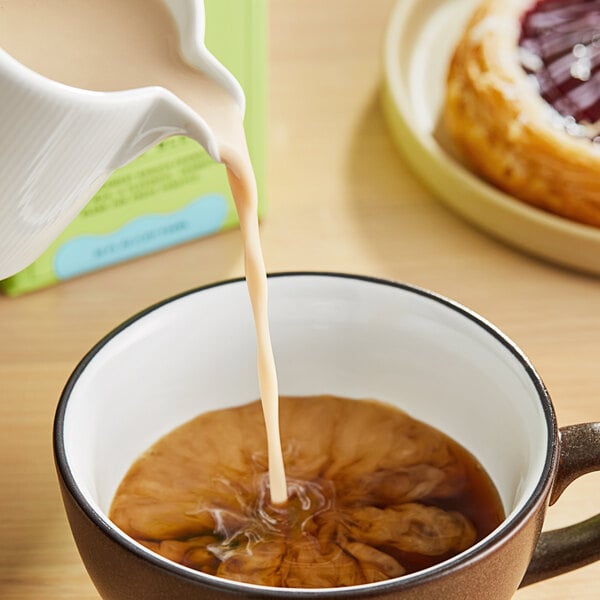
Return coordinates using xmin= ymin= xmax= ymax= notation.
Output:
xmin=381 ymin=0 xmax=600 ymax=275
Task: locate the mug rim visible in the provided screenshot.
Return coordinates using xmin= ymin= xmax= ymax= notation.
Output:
xmin=53 ymin=271 xmax=559 ymax=596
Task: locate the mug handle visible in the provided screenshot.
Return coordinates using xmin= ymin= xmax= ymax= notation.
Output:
xmin=520 ymin=423 xmax=600 ymax=586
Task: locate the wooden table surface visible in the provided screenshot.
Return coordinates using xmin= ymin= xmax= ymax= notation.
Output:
xmin=1 ymin=1 xmax=599 ymax=598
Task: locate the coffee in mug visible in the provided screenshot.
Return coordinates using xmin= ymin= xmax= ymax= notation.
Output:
xmin=109 ymin=395 xmax=504 ymax=588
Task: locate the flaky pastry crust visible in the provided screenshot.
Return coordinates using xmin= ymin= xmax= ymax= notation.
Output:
xmin=444 ymin=0 xmax=600 ymax=227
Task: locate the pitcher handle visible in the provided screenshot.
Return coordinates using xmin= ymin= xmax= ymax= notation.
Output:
xmin=520 ymin=423 xmax=600 ymax=586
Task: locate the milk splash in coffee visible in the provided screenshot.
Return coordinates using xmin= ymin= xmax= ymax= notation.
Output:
xmin=0 ymin=0 xmax=288 ymax=503
xmin=110 ymin=396 xmax=505 ymax=587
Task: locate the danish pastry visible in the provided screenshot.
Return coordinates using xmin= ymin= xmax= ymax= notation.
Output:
xmin=445 ymin=0 xmax=600 ymax=226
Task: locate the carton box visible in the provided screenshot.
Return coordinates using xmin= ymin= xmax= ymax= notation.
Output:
xmin=0 ymin=0 xmax=267 ymax=295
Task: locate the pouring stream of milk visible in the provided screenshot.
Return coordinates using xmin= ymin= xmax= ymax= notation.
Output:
xmin=0 ymin=0 xmax=288 ymax=504
xmin=223 ymin=137 xmax=288 ymax=505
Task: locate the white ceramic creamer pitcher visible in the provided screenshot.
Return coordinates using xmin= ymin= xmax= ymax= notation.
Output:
xmin=0 ymin=0 xmax=244 ymax=280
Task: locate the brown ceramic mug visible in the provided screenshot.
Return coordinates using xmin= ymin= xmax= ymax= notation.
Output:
xmin=53 ymin=273 xmax=600 ymax=599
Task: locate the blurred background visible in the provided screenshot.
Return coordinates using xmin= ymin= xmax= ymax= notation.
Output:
xmin=1 ymin=1 xmax=599 ymax=598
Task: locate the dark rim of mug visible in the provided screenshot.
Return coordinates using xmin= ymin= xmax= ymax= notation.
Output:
xmin=53 ymin=272 xmax=558 ymax=598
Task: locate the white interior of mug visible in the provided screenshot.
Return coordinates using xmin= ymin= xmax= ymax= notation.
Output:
xmin=60 ymin=274 xmax=550 ymax=580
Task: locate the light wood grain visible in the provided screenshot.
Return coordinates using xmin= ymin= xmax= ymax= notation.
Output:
xmin=1 ymin=1 xmax=599 ymax=598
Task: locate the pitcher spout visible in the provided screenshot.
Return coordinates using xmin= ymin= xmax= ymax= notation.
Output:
xmin=108 ymin=87 xmax=223 ymax=171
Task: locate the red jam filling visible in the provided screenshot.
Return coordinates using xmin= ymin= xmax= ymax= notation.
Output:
xmin=519 ymin=0 xmax=600 ymax=125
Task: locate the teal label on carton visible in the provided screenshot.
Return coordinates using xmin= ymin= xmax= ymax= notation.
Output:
xmin=54 ymin=194 xmax=227 ymax=279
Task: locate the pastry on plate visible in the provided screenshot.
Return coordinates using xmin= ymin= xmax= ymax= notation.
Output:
xmin=445 ymin=0 xmax=600 ymax=227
